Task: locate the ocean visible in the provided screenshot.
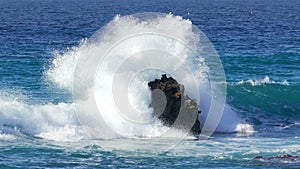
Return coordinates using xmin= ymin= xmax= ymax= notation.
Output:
xmin=0 ymin=0 xmax=299 ymax=168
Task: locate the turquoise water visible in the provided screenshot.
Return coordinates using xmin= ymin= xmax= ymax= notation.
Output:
xmin=0 ymin=0 xmax=300 ymax=168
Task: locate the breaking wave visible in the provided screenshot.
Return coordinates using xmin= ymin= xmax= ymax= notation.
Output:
xmin=0 ymin=13 xmax=254 ymax=141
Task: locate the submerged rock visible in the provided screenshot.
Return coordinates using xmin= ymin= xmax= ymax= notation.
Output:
xmin=148 ymin=74 xmax=201 ymax=135
xmin=254 ymin=154 xmax=299 ymax=160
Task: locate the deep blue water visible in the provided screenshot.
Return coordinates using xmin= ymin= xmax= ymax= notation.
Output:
xmin=0 ymin=0 xmax=300 ymax=168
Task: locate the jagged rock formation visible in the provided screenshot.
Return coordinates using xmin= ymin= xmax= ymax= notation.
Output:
xmin=148 ymin=74 xmax=201 ymax=135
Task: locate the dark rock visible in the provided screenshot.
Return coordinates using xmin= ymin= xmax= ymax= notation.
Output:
xmin=148 ymin=74 xmax=201 ymax=135
xmin=254 ymin=156 xmax=263 ymax=159
xmin=254 ymin=154 xmax=299 ymax=160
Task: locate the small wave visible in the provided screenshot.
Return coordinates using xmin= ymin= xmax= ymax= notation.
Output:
xmin=0 ymin=133 xmax=16 ymax=140
xmin=230 ymin=76 xmax=289 ymax=86
xmin=277 ymin=122 xmax=300 ymax=130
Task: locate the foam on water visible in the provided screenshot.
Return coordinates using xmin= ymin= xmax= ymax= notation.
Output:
xmin=235 ymin=124 xmax=255 ymax=134
xmin=232 ymin=76 xmax=290 ymax=86
xmin=0 ymin=91 xmax=84 ymax=141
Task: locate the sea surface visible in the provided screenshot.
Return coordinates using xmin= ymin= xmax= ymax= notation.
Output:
xmin=0 ymin=0 xmax=300 ymax=168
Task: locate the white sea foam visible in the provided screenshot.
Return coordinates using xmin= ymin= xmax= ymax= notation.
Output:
xmin=233 ymin=76 xmax=289 ymax=86
xmin=235 ymin=123 xmax=255 ymax=134
xmin=45 ymin=40 xmax=87 ymax=90
xmin=0 ymin=92 xmax=84 ymax=142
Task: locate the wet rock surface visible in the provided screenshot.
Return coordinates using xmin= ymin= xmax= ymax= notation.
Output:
xmin=148 ymin=74 xmax=201 ymax=135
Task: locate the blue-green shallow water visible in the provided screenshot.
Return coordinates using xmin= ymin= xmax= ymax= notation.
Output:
xmin=0 ymin=0 xmax=299 ymax=168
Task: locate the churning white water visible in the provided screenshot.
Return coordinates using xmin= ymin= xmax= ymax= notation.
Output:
xmin=0 ymin=13 xmax=253 ymax=143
